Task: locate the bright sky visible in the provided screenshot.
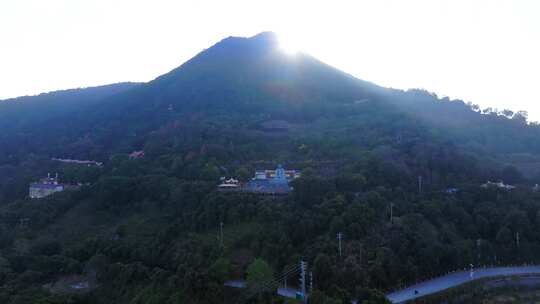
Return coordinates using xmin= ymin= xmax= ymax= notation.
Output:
xmin=1 ymin=0 xmax=539 ymax=119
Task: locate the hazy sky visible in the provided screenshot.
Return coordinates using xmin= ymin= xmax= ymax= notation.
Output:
xmin=1 ymin=0 xmax=539 ymax=118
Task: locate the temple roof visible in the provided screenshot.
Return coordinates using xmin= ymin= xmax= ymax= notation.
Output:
xmin=30 ymin=183 xmax=64 ymax=190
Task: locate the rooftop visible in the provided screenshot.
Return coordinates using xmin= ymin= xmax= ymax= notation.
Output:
xmin=30 ymin=183 xmax=64 ymax=190
xmin=244 ymin=179 xmax=292 ymax=194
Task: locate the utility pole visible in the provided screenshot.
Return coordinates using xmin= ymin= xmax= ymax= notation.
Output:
xmin=300 ymin=260 xmax=307 ymax=303
xmin=390 ymin=203 xmax=394 ymax=224
xmin=418 ymin=176 xmax=423 ymax=194
xmin=359 ymin=243 xmax=363 ymax=265
xmin=337 ymin=233 xmax=343 ymax=257
xmin=219 ymin=222 xmax=224 ymax=247
xmin=309 ymin=271 xmax=313 ymax=293
xmin=283 ymin=267 xmax=288 ymax=289
xmin=476 ymin=239 xmax=481 ymax=261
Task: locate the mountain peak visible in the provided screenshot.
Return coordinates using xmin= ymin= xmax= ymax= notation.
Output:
xmin=215 ymin=31 xmax=280 ymax=51
xmin=149 ymin=31 xmax=382 ymax=107
xmin=250 ymin=31 xmax=279 ymax=43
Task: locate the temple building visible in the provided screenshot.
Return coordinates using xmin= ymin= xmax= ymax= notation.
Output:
xmin=218 ymin=177 xmax=240 ymax=191
xmin=29 ymin=173 xmax=65 ymax=199
xmin=244 ymin=165 xmax=300 ymax=195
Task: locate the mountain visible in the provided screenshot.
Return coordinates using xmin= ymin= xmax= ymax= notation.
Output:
xmin=148 ymin=32 xmax=382 ymax=106
xmin=0 ymin=83 xmax=140 ymax=162
xmin=2 ymin=33 xmax=369 ymax=157
xmin=76 ymin=32 xmax=390 ymax=148
xmin=0 ymin=82 xmax=140 ymax=129
xmin=1 ymin=32 xmax=540 ymax=304
xmin=2 ymin=32 xmax=538 ymax=173
xmin=1 ymin=31 xmax=538 ymax=210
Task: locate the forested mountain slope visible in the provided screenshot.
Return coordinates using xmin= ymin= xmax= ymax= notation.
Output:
xmin=0 ymin=32 xmax=540 ymax=304
xmin=0 ymin=82 xmax=139 ymax=130
xmin=1 ymin=33 xmax=538 ymax=178
xmin=0 ymin=82 xmax=140 ymax=161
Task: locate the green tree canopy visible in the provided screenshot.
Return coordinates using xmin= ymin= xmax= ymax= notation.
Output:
xmin=246 ymin=258 xmax=274 ymax=290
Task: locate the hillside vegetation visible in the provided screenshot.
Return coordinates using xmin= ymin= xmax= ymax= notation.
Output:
xmin=1 ymin=32 xmax=540 ymax=303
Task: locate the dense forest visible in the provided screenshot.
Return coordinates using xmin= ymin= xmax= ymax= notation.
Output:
xmin=1 ymin=32 xmax=540 ymax=303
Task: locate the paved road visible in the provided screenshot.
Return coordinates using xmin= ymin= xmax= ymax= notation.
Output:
xmin=277 ymin=287 xmax=299 ymax=298
xmin=386 ymin=266 xmax=540 ymax=303
xmin=225 ymin=266 xmax=540 ymax=303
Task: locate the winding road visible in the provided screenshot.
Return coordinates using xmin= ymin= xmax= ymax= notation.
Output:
xmin=386 ymin=265 xmax=540 ymax=303
xmin=225 ymin=265 xmax=540 ymax=303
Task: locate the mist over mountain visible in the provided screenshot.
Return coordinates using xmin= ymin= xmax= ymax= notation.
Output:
xmin=1 ymin=32 xmax=540 ymax=303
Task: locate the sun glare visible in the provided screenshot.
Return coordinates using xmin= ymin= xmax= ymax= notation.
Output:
xmin=278 ymin=33 xmax=302 ymax=55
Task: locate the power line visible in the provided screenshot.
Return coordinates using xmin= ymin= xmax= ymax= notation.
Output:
xmin=237 ymin=267 xmax=300 ymax=304
xmin=233 ymin=240 xmax=326 ymax=303
xmin=240 ymin=264 xmax=299 ymax=299
xmin=228 ymin=228 xmax=335 ymax=304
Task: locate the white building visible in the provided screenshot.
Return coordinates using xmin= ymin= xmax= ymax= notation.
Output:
xmin=481 ymin=181 xmax=516 ymax=190
xmin=29 ymin=173 xmax=65 ymax=199
xmin=218 ymin=177 xmax=240 ymax=190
